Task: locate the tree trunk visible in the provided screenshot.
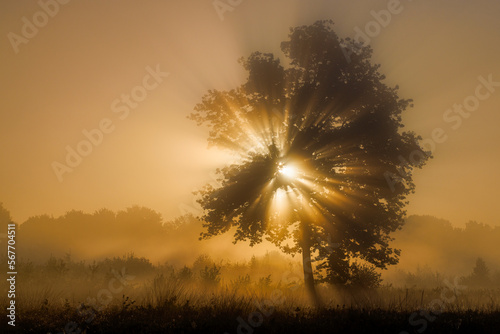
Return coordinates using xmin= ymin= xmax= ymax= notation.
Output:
xmin=300 ymin=223 xmax=322 ymax=308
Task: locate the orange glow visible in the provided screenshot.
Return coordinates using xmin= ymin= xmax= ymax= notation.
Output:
xmin=0 ymin=0 xmax=498 ymax=228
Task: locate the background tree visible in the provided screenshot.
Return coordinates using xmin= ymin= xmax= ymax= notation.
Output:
xmin=0 ymin=203 xmax=15 ymax=265
xmin=190 ymin=20 xmax=429 ymax=306
xmin=462 ymin=257 xmax=491 ymax=287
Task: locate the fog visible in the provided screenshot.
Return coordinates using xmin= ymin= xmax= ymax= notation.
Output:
xmin=2 ymin=203 xmax=499 ymax=289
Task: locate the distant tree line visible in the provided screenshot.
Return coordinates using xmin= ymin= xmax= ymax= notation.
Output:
xmin=1 ymin=204 xmax=499 ymax=288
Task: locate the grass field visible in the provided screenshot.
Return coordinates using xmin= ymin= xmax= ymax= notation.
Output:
xmin=2 ymin=254 xmax=500 ymax=333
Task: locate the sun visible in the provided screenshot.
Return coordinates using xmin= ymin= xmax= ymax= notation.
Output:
xmin=277 ymin=162 xmax=297 ymax=179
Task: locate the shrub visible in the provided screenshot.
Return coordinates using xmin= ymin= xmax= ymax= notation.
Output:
xmin=347 ymin=262 xmax=382 ymax=289
xmin=200 ymin=264 xmax=221 ymax=286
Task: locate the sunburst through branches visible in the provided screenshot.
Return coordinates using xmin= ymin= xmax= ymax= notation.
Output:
xmin=191 ymin=20 xmax=428 ymax=305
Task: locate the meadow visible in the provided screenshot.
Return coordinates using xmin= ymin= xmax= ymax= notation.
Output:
xmin=2 ymin=253 xmax=500 ymax=334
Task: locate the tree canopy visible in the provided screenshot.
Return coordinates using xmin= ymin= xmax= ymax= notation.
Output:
xmin=191 ymin=20 xmax=428 ymax=303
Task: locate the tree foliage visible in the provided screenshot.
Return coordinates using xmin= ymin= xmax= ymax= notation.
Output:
xmin=190 ymin=21 xmax=428 ymax=284
xmin=190 ymin=21 xmax=429 ymax=290
xmin=462 ymin=257 xmax=492 ymax=287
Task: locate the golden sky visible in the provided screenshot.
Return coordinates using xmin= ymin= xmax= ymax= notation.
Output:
xmin=1 ymin=0 xmax=499 ymax=227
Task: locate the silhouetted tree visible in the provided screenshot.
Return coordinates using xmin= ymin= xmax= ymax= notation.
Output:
xmin=0 ymin=203 xmax=15 ymax=265
xmin=191 ymin=20 xmax=429 ymax=306
xmin=472 ymin=258 xmax=490 ymax=280
xmin=0 ymin=202 xmax=13 ymax=225
xmin=462 ymin=257 xmax=491 ymax=287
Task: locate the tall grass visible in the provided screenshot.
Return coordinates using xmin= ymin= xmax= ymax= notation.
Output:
xmin=2 ymin=254 xmax=500 ymax=333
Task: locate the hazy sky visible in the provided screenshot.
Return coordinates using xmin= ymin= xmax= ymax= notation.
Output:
xmin=1 ymin=0 xmax=499 ymax=227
